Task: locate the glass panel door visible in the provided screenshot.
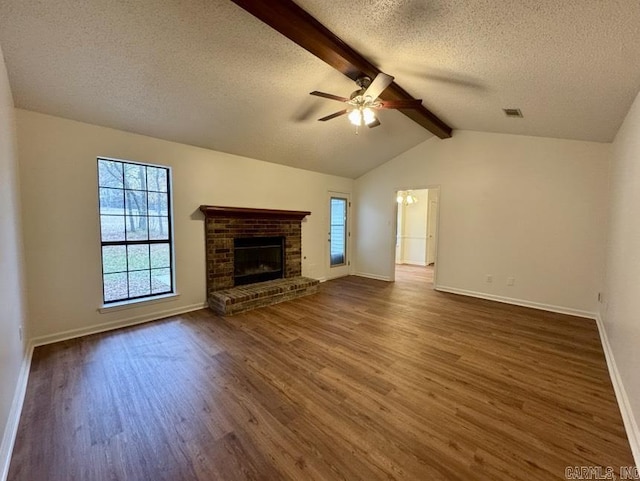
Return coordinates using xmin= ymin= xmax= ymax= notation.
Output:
xmin=330 ymin=196 xmax=347 ymax=267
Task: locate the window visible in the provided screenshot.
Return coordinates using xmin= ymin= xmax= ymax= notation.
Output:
xmin=98 ymin=158 xmax=174 ymax=304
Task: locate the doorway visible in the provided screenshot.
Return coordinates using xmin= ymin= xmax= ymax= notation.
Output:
xmin=327 ymin=192 xmax=350 ymax=279
xmin=394 ymin=188 xmax=439 ymax=286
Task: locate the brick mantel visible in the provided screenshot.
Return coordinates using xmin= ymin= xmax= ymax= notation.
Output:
xmin=200 ymin=205 xmax=311 ymax=297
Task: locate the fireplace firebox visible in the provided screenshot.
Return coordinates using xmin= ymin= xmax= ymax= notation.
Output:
xmin=234 ymin=236 xmax=284 ymax=286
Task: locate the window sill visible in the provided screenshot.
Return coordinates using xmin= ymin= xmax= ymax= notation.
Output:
xmin=98 ymin=293 xmax=180 ymax=313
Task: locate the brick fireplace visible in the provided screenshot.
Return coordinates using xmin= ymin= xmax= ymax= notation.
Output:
xmin=200 ymin=205 xmax=319 ymax=315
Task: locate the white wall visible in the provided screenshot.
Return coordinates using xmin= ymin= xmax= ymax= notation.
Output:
xmin=602 ymin=89 xmax=640 ymax=463
xmin=354 ymin=130 xmax=610 ymax=315
xmin=0 ymin=45 xmax=28 ymax=479
xmin=16 ymin=110 xmax=352 ymax=341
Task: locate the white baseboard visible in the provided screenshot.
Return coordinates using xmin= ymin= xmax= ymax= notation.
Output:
xmin=396 ymin=261 xmax=428 ymax=267
xmin=0 ymin=342 xmax=34 ymax=481
xmin=31 ymin=302 xmax=207 ymax=347
xmin=434 ymin=285 xmax=597 ymax=319
xmin=595 ymin=314 xmax=640 ymax=468
xmin=354 ymin=272 xmax=392 ymax=282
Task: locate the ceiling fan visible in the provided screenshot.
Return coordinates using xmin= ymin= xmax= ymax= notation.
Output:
xmin=311 ymin=72 xmax=423 ymax=129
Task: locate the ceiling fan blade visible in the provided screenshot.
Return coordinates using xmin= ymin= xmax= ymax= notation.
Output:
xmin=318 ymin=109 xmax=348 ymax=121
xmin=363 ymin=72 xmax=394 ymax=100
xmin=380 ymin=99 xmax=423 ymax=109
xmin=367 ymin=116 xmax=381 ymax=128
xmin=310 ymin=91 xmax=349 ymax=102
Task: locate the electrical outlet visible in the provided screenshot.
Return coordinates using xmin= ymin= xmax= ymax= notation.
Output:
xmin=598 ymin=292 xmax=603 ymax=303
xmin=507 ymin=277 xmax=515 ymax=286
xmin=19 ymin=326 xmax=23 ymax=341
xmin=486 ymin=274 xmax=493 ymax=283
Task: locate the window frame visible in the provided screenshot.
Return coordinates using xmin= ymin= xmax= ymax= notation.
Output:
xmin=97 ymin=156 xmax=175 ymax=305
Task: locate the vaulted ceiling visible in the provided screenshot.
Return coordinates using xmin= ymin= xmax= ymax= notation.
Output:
xmin=1 ymin=1 xmax=639 ymax=178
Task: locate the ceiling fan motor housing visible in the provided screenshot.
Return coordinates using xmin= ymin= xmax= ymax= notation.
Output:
xmin=350 ymin=76 xmax=372 ymax=100
xmin=350 ymin=88 xmax=366 ymax=100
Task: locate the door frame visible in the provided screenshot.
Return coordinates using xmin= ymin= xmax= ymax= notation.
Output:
xmin=327 ymin=191 xmax=351 ymax=280
xmin=390 ymin=185 xmax=440 ymax=288
xmin=426 ymin=195 xmax=438 ymax=265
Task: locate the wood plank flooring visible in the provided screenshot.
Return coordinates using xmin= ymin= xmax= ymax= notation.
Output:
xmin=9 ymin=266 xmax=634 ymax=480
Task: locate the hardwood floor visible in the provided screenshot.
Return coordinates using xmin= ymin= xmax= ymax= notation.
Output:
xmin=396 ymin=262 xmax=434 ymax=284
xmin=9 ymin=266 xmax=633 ymax=480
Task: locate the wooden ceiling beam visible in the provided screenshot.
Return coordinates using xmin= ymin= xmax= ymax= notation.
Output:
xmin=230 ymin=0 xmax=452 ymax=139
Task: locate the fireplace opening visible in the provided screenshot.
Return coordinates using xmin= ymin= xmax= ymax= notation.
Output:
xmin=234 ymin=236 xmax=284 ymax=286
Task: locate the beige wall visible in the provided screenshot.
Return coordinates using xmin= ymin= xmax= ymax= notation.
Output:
xmin=602 ymin=89 xmax=640 ymax=462
xmin=0 ymin=45 xmax=27 ymax=478
xmin=354 ymin=130 xmax=610 ymax=316
xmin=16 ymin=110 xmax=353 ymax=341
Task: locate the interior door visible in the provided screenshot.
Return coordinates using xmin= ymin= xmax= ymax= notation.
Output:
xmin=328 ymin=193 xmax=350 ymax=279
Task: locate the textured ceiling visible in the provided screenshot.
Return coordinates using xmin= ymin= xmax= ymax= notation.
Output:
xmin=1 ymin=1 xmax=640 ymax=178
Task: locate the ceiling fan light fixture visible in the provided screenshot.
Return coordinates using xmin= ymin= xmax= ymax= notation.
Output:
xmin=348 ymin=109 xmax=363 ymax=126
xmin=362 ymin=107 xmax=376 ymax=125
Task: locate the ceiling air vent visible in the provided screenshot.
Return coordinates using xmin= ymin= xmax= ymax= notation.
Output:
xmin=503 ymin=108 xmax=523 ymax=118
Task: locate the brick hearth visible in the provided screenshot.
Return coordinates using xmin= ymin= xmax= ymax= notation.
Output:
xmin=209 ymin=277 xmax=319 ymax=316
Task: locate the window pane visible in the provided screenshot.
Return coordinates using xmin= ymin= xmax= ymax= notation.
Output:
xmin=124 ymin=163 xmax=147 ymax=191
xmin=125 ymin=216 xmax=148 ymax=241
xmin=124 ymin=190 xmax=147 ymax=216
xmin=150 ymin=243 xmax=170 ymax=268
xmin=149 ymin=217 xmax=169 ymax=240
xmin=104 ymin=272 xmax=128 ymax=302
xmin=148 ymin=192 xmax=168 ymax=216
xmin=129 ymin=270 xmax=151 ymax=298
xmin=151 ymin=268 xmax=171 ymax=294
xmin=330 ymin=198 xmax=347 ymax=266
xmin=127 ymin=244 xmax=150 ymax=271
xmin=98 ymin=160 xmax=123 ymax=188
xmin=102 ymin=246 xmax=127 ymax=273
xmin=99 ymin=188 xmax=124 ymax=215
xmin=101 ymin=215 xmax=125 ymax=242
xmin=147 ymin=167 xmax=167 ymax=192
